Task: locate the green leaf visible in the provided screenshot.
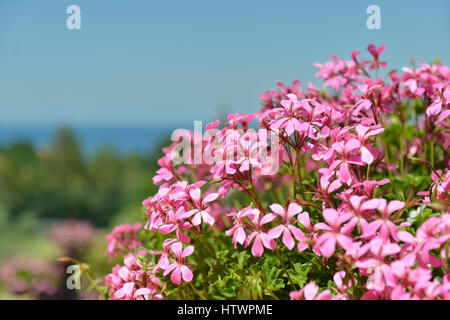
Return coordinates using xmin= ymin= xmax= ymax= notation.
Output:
xmin=288 ymin=262 xmax=312 ymax=287
xmin=261 ymin=263 xmax=285 ymax=291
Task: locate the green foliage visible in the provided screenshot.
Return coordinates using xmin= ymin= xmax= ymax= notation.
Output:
xmin=288 ymin=262 xmax=312 ymax=287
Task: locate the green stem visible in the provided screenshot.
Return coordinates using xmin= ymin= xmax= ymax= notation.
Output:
xmin=291 ymin=165 xmax=297 ymax=198
xmin=182 ymin=285 xmax=194 ymax=300
xmin=399 ymin=120 xmax=405 ymax=176
xmin=261 ymin=280 xmax=280 ymax=300
xmin=430 ymin=130 xmax=435 ymax=168
xmin=383 ymin=137 xmax=393 ymax=179
xmin=189 ymin=282 xmax=207 ymax=300
xmin=198 ymin=233 xmax=215 ymax=257
xmin=159 ymin=282 xmax=168 ymax=295
xmin=85 ymin=270 xmax=104 ymax=298
xmin=247 ymin=184 xmax=265 ymax=214
xmin=296 ymin=150 xmax=304 ymax=198
xmin=275 ymin=247 xmax=296 ymax=291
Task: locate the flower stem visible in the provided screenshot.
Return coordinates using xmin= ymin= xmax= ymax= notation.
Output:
xmin=85 ymin=269 xmax=105 ymax=298
xmin=430 ymin=130 xmax=435 ymax=168
xmin=296 ymin=149 xmax=304 ymax=199
xmin=275 ymin=247 xmax=296 ymax=291
xmin=189 ymin=282 xmax=208 ymax=300
xmin=399 ymin=119 xmax=405 ymax=176
xmin=197 ymin=233 xmax=215 ymax=257
xmin=260 ymin=280 xmax=280 ymax=300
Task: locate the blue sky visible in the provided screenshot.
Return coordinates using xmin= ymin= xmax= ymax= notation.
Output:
xmin=0 ymin=0 xmax=449 ymax=126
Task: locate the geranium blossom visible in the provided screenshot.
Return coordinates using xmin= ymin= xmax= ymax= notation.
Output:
xmin=89 ymin=44 xmax=450 ymax=301
xmin=163 ymin=243 xmax=194 ymax=285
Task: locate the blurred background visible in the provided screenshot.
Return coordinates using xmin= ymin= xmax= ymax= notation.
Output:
xmin=0 ymin=0 xmax=449 ymax=298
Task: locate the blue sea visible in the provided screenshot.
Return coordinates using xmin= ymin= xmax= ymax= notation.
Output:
xmin=0 ymin=124 xmax=188 ymax=156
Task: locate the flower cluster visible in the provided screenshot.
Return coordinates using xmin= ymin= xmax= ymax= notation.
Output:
xmin=106 ymin=223 xmax=142 ymax=260
xmin=97 ymin=44 xmax=449 ymax=300
xmin=105 ymin=252 xmax=163 ymax=300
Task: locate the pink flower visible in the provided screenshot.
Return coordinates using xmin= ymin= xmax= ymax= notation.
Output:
xmin=269 ymin=94 xmax=303 ymax=136
xmin=153 ymin=154 xmax=179 ymax=185
xmin=105 ymin=253 xmax=163 ymax=300
xmin=367 ymin=44 xmax=387 ymax=70
xmin=226 ymin=206 xmax=259 ymax=248
xmin=314 ymin=208 xmax=353 ymax=258
xmin=106 ymin=223 xmax=142 ymax=259
xmin=268 ymin=203 xmax=306 ymax=250
xmin=163 ymin=242 xmax=194 ymax=285
xmin=327 ymin=139 xmax=363 ymax=185
xmin=426 ymin=97 xmax=443 ymax=117
xmin=355 ymin=124 xmax=384 ymax=164
xmin=363 ymin=199 xmax=405 ymax=240
xmin=355 ymin=238 xmax=400 ymax=292
xmin=158 ymin=207 xmax=192 ymax=243
xmin=182 ymin=188 xmax=219 ymax=226
xmin=245 ymin=210 xmax=277 ymax=257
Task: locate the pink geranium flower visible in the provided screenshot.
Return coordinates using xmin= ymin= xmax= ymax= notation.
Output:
xmin=182 ymin=188 xmax=219 ymax=226
xmin=245 ymin=211 xmax=277 ymax=257
xmin=355 ymin=124 xmax=384 ymax=164
xmin=362 ymin=199 xmax=405 ymax=241
xmin=268 ymin=203 xmax=306 ymax=250
xmin=226 ymin=206 xmax=259 ymax=248
xmin=163 ymin=242 xmax=194 ymax=285
xmin=314 ymin=208 xmax=353 ymax=258
xmin=269 ymin=94 xmax=303 ymax=136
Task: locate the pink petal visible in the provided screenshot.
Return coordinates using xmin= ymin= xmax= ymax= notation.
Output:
xmin=121 ymin=282 xmax=135 ymax=298
xmin=260 ymin=213 xmax=277 ymax=225
xmin=397 ymin=230 xmax=415 ymax=244
xmin=268 ymin=225 xmax=284 ymax=239
xmin=285 ymin=119 xmax=295 ymax=136
xmin=134 ymin=288 xmax=151 ymax=298
xmin=328 ymin=179 xmax=342 ymax=193
xmin=387 ymin=200 xmax=405 ymax=214
xmin=189 ymin=188 xmax=201 ymax=202
xmin=201 ymin=211 xmax=215 ymax=226
xmin=336 ymin=234 xmax=353 ymax=251
xmin=345 ymin=139 xmax=361 ymax=151
xmin=322 ymin=208 xmax=338 ymax=226
xmin=426 ymin=100 xmax=442 ymax=116
xmin=203 ymin=193 xmax=219 ymax=204
xmin=171 ymin=242 xmax=183 ymax=257
xmin=269 ymin=203 xmax=285 ymax=216
xmin=339 ymin=163 xmax=352 ymax=185
xmin=282 ymin=229 xmax=295 ymax=250
xmin=361 ymin=146 xmax=374 ymax=164
xmin=191 ymin=212 xmax=202 ymax=225
xmin=180 ymin=265 xmax=193 ymax=282
xmin=361 ymin=199 xmax=381 ymax=211
xmin=261 ymin=233 xmax=275 ymax=250
xmin=303 ymin=282 xmax=319 ymax=300
xmin=251 ymin=236 xmax=264 ymax=257
xmin=170 ymin=266 xmax=182 ymax=285
xmin=182 ymin=245 xmax=195 ymax=258
xmin=236 ymin=227 xmax=246 ymax=245
xmin=317 ymin=234 xmax=336 ymax=258
xmin=287 ymin=203 xmax=302 ymax=219
xmin=163 ymin=263 xmax=177 ymax=276
xmin=298 ymin=212 xmax=312 ymax=229
xmin=288 ymin=225 xmax=305 ymax=241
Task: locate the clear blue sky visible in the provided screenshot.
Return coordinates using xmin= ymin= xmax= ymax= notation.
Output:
xmin=0 ymin=0 xmax=449 ymax=126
